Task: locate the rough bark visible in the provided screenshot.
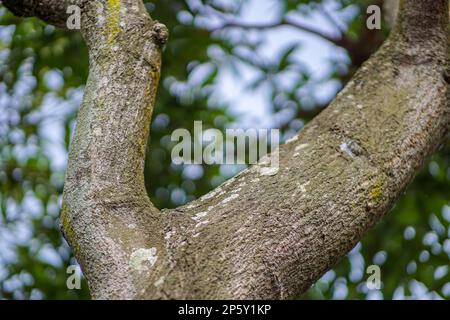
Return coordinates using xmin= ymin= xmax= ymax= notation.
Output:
xmin=3 ymin=0 xmax=450 ymax=299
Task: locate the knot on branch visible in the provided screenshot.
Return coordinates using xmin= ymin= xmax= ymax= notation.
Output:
xmin=151 ymin=22 xmax=169 ymax=46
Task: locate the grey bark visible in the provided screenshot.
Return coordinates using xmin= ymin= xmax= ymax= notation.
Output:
xmin=3 ymin=0 xmax=450 ymax=299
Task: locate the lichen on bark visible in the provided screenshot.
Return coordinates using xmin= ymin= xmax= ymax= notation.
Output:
xmin=106 ymin=0 xmax=121 ymax=44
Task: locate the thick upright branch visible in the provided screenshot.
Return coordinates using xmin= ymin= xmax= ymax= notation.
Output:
xmin=2 ymin=0 xmax=169 ymax=298
xmin=4 ymin=0 xmax=449 ymax=299
xmin=59 ymin=0 xmax=168 ymax=299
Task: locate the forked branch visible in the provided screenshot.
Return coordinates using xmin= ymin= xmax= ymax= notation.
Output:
xmin=3 ymin=0 xmax=449 ymax=299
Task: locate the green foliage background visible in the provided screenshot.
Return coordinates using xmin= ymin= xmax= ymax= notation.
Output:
xmin=0 ymin=0 xmax=448 ymax=299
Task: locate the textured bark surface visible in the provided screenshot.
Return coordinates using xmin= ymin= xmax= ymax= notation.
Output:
xmin=4 ymin=0 xmax=450 ymax=299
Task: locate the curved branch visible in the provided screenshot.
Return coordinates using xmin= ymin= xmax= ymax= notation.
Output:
xmin=154 ymin=0 xmax=450 ymax=298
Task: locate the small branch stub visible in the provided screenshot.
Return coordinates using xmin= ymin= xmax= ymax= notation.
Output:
xmin=151 ymin=22 xmax=169 ymax=46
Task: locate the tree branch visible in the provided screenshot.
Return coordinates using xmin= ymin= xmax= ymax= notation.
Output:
xmin=4 ymin=0 xmax=449 ymax=299
xmin=210 ymin=16 xmax=351 ymax=48
xmin=2 ymin=0 xmax=81 ymax=28
xmin=153 ymin=0 xmax=450 ymax=298
xmin=57 ymin=0 xmax=169 ymax=298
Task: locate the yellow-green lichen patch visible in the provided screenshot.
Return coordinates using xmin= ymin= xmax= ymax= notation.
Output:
xmin=107 ymin=0 xmax=121 ymax=44
xmin=60 ymin=202 xmax=80 ymax=254
xmin=369 ymin=178 xmax=384 ymax=202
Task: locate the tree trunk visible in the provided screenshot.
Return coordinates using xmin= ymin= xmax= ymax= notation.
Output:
xmin=4 ymin=0 xmax=449 ymax=299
